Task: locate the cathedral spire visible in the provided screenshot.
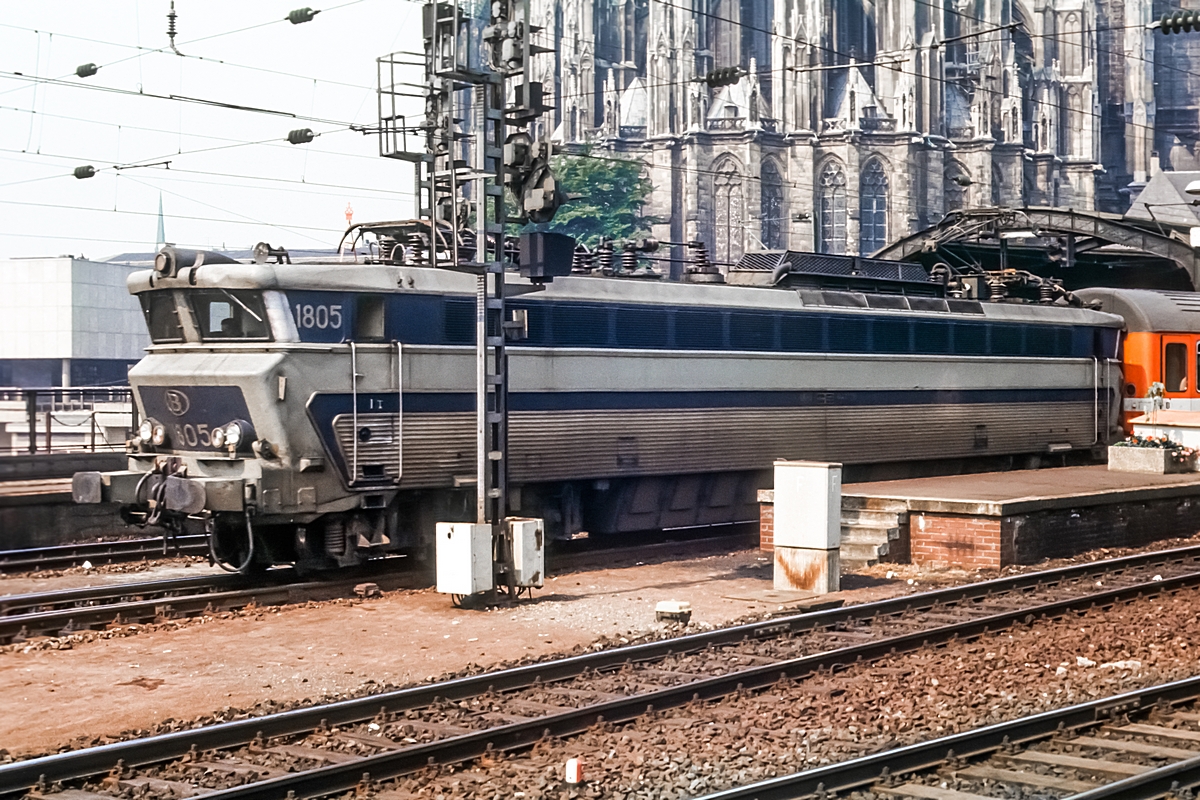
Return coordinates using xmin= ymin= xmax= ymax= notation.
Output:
xmin=155 ymin=194 xmax=166 ymax=250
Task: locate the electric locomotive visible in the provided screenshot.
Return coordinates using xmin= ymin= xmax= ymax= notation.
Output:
xmin=73 ymin=224 xmax=1126 ymax=572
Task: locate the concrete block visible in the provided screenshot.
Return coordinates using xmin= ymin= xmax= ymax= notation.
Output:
xmin=1108 ymin=445 xmax=1194 ymax=474
xmin=773 ymin=546 xmax=840 ymax=593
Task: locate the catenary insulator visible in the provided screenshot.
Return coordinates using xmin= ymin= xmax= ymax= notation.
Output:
xmin=287 ymin=128 xmax=315 ymax=145
xmin=287 ymin=7 xmax=321 ymax=24
xmin=597 ymin=240 xmax=614 ymax=272
xmin=75 ymin=63 xmax=98 ymax=78
xmin=407 ymin=233 xmax=425 ymax=266
xmin=73 ymin=165 xmax=96 ymax=180
xmin=621 ymin=242 xmax=639 ymax=272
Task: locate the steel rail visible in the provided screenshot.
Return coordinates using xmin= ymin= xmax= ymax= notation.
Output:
xmin=0 ymin=531 xmax=743 ymax=642
xmin=695 ymin=675 xmax=1200 ymax=800
xmin=0 ymin=572 xmax=284 ymax=615
xmin=0 ymin=535 xmax=208 ymax=572
xmin=186 ymin=565 xmax=1200 ymax=800
xmin=0 ymin=568 xmax=414 ymax=643
xmin=0 ymin=584 xmax=331 ymax=643
xmin=3 ymin=545 xmax=1198 ymax=796
xmin=1065 ymin=753 xmax=1200 ymax=800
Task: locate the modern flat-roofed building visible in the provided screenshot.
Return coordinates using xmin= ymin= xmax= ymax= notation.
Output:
xmin=0 ymin=256 xmax=148 ymax=387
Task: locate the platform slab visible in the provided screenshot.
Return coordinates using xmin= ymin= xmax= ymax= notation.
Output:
xmin=843 ymin=464 xmax=1200 ymax=516
xmin=837 ymin=465 xmax=1200 ymax=569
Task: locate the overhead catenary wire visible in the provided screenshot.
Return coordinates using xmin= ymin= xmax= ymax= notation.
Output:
xmin=0 ymin=105 xmax=408 ymax=166
xmin=0 ymin=70 xmax=359 ymax=128
xmin=3 ymin=0 xmax=1161 ymax=256
xmin=0 ymin=126 xmax=352 ymax=181
xmin=0 ymin=20 xmax=376 ymax=91
xmin=117 ymin=173 xmax=339 ymax=247
xmin=0 ymin=0 xmax=377 ymax=100
xmin=0 ymin=197 xmax=344 ymax=234
xmin=0 ymin=146 xmax=418 ymax=201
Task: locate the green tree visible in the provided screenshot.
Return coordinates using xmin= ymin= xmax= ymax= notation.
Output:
xmin=526 ymin=148 xmax=660 ymax=247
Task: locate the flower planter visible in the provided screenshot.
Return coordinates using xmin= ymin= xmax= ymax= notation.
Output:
xmin=1108 ymin=445 xmax=1195 ymax=474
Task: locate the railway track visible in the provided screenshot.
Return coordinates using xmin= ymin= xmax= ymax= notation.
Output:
xmin=699 ymin=674 xmax=1200 ymax=800
xmin=0 ymin=525 xmax=753 ymax=578
xmin=6 ymin=544 xmax=1200 ymax=799
xmin=0 ymin=535 xmax=208 ymax=573
xmin=0 ymin=569 xmax=345 ymax=644
xmin=0 ymin=529 xmax=754 ymax=645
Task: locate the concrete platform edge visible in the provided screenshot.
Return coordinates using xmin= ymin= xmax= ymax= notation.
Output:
xmin=844 ymin=478 xmax=1200 ymax=517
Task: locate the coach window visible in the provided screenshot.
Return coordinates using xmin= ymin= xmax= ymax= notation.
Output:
xmin=1190 ymin=343 xmax=1200 ymax=395
xmin=190 ymin=289 xmax=271 ymax=341
xmin=1165 ymin=342 xmax=1188 ymax=392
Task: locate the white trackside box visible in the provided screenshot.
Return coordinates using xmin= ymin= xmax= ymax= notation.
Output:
xmin=772 ymin=460 xmax=842 ymax=549
xmin=435 ymin=522 xmax=493 ymax=595
xmin=508 ymin=517 xmax=545 ymax=588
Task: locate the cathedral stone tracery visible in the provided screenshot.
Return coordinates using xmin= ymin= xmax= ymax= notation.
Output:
xmin=531 ymin=0 xmax=1178 ymax=269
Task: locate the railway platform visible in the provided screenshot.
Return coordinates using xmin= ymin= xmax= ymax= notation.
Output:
xmin=761 ymin=465 xmax=1200 ymax=569
xmin=0 ymin=452 xmax=134 ymax=548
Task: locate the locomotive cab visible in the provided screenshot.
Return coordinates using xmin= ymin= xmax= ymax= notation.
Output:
xmin=73 ymin=251 xmax=413 ymax=573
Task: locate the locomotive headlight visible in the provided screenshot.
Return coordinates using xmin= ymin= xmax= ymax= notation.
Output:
xmin=139 ymin=418 xmax=155 ymax=444
xmin=151 ymin=421 xmax=167 ymax=446
xmin=222 ymin=421 xmax=243 ymax=448
xmin=211 ymin=426 xmax=226 ymax=449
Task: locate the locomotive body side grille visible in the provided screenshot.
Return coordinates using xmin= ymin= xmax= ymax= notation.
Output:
xmin=332 ymin=412 xmax=401 ymax=484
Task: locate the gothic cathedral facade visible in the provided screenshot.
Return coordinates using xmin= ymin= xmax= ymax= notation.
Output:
xmin=528 ymin=0 xmax=1197 ymax=265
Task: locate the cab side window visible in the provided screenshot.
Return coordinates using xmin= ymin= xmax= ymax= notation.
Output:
xmin=1165 ymin=342 xmax=1188 ymax=392
xmin=190 ymin=289 xmax=271 ymax=341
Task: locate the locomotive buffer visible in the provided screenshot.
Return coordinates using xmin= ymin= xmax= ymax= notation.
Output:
xmin=383 ymin=0 xmax=570 ymax=603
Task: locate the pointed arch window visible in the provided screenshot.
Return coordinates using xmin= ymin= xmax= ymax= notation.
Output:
xmin=818 ymin=161 xmax=847 ymax=255
xmin=714 ymin=160 xmax=745 ymax=264
xmin=858 ymin=159 xmax=888 ymax=254
xmin=760 ymin=160 xmax=785 ymax=250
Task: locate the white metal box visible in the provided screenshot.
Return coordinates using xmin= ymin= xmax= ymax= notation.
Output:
xmin=435 ymin=522 xmax=493 ymax=595
xmin=508 ymin=517 xmax=545 ymax=588
xmin=772 ymin=460 xmax=842 ymax=550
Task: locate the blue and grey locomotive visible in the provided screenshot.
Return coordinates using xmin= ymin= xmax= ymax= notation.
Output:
xmin=73 ymin=222 xmax=1126 ymax=571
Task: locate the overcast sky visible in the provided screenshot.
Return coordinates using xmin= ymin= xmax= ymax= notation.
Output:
xmin=0 ymin=1 xmax=424 ymax=259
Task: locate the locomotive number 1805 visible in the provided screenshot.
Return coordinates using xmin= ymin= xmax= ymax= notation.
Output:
xmin=294 ymin=304 xmax=343 ymax=330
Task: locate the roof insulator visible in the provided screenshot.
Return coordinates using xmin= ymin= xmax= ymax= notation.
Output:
xmin=73 ymin=165 xmax=97 ymax=180
xmin=287 ymin=128 xmax=316 ymax=145
xmin=75 ymin=63 xmax=99 ymax=78
xmin=287 ymin=7 xmax=320 ymax=24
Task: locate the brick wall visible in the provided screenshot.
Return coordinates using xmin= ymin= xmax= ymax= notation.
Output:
xmin=909 ymin=512 xmax=1013 ymax=570
xmin=1012 ymin=496 xmax=1200 ymax=563
xmin=765 ymin=491 xmax=1200 ymax=568
xmin=760 ymin=501 xmax=774 ymax=551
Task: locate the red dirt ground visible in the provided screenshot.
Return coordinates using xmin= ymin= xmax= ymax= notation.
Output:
xmin=2 ymin=535 xmax=1194 ymax=757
